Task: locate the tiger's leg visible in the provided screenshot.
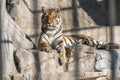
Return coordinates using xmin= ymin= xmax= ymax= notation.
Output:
xmin=58 ymin=46 xmax=67 ymax=66
xmin=39 ymin=42 xmax=52 ymax=53
xmin=77 ymin=34 xmax=119 ymax=50
xmin=70 ymin=34 xmax=94 ymax=45
xmin=59 ymin=47 xmax=69 ymax=71
xmin=56 ymin=41 xmax=71 ymax=71
xmin=79 ymin=34 xmax=94 ymax=45
xmin=38 ymin=33 xmax=52 ymax=52
xmin=79 ymin=34 xmax=106 ymax=48
xmin=64 ymin=47 xmax=72 ymax=71
xmin=54 ymin=40 xmax=66 ymax=65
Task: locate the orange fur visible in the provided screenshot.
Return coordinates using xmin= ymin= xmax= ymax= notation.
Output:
xmin=39 ymin=42 xmax=52 ymax=52
xmin=41 ymin=9 xmax=60 ymax=24
xmin=59 ymin=47 xmax=67 ymax=65
xmin=79 ymin=34 xmax=94 ymax=40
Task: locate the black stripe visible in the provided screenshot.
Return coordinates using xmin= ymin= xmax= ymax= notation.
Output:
xmin=44 ymin=37 xmax=49 ymax=42
xmin=55 ymin=40 xmax=63 ymax=50
xmin=63 ymin=37 xmax=67 ymax=46
xmin=54 ymin=34 xmax=62 ymax=42
xmin=56 ymin=40 xmax=63 ymax=45
xmin=82 ymin=38 xmax=89 ymax=45
xmin=54 ymin=26 xmax=62 ymax=36
xmin=96 ymin=41 xmax=99 ymax=46
xmin=41 ymin=33 xmax=50 ymax=42
xmin=90 ymin=40 xmax=95 ymax=47
xmin=68 ymin=37 xmax=77 ymax=46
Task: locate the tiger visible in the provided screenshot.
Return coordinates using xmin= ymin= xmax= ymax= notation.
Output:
xmin=38 ymin=8 xmax=119 ymax=70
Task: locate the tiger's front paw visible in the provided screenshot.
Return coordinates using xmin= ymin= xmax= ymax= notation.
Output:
xmin=58 ymin=57 xmax=68 ymax=72
xmin=43 ymin=47 xmax=52 ymax=53
xmin=58 ymin=55 xmax=66 ymax=66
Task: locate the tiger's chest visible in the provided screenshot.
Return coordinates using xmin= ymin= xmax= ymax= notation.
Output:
xmin=48 ymin=36 xmax=55 ymax=45
xmin=42 ymin=32 xmax=62 ymax=48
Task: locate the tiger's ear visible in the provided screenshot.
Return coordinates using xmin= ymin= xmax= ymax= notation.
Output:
xmin=41 ymin=7 xmax=46 ymax=13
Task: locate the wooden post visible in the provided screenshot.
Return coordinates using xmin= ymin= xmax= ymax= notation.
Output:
xmin=109 ymin=0 xmax=116 ymax=26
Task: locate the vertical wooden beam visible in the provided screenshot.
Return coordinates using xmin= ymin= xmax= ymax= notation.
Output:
xmin=108 ymin=1 xmax=117 ymax=80
xmin=109 ymin=0 xmax=116 ymax=26
xmin=108 ymin=0 xmax=116 ymax=43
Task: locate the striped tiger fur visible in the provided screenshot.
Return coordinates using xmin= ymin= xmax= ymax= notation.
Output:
xmin=38 ymin=8 xmax=119 ymax=69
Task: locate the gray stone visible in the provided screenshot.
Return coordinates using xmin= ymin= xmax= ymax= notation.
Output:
xmin=102 ymin=69 xmax=111 ymax=76
xmin=95 ymin=59 xmax=111 ymax=71
xmin=38 ymin=50 xmax=64 ymax=73
xmin=13 ymin=45 xmax=120 ymax=80
xmin=96 ymin=50 xmax=111 ymax=61
xmin=68 ymin=45 xmax=96 ymax=72
xmin=96 ymin=77 xmax=108 ymax=80
xmin=15 ymin=49 xmax=37 ymax=74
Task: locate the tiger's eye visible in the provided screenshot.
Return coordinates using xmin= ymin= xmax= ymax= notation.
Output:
xmin=44 ymin=13 xmax=48 ymax=16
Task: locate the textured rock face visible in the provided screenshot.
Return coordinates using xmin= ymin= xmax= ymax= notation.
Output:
xmin=38 ymin=50 xmax=64 ymax=73
xmin=15 ymin=49 xmax=37 ymax=74
xmin=95 ymin=51 xmax=111 ymax=71
xmin=13 ymin=45 xmax=120 ymax=80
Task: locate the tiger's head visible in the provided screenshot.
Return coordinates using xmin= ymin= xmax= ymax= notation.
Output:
xmin=41 ymin=8 xmax=62 ymax=30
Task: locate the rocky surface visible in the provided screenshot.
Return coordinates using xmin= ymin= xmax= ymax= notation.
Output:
xmin=15 ymin=49 xmax=37 ymax=74
xmin=10 ymin=45 xmax=120 ymax=80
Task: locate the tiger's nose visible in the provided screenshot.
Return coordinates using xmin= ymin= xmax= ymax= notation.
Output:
xmin=47 ymin=20 xmax=53 ymax=25
xmin=47 ymin=23 xmax=52 ymax=26
xmin=47 ymin=21 xmax=51 ymax=24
